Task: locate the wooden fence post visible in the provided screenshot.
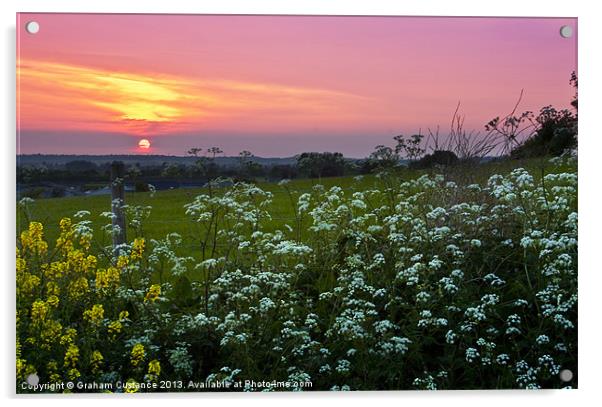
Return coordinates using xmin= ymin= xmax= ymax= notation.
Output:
xmin=110 ymin=161 xmax=126 ymax=250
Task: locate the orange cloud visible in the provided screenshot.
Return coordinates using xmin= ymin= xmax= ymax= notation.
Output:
xmin=17 ymin=60 xmax=376 ymax=136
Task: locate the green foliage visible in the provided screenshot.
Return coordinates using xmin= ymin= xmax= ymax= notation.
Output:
xmin=16 ymin=157 xmax=577 ymax=391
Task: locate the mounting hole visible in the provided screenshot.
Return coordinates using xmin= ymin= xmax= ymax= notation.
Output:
xmin=26 ymin=373 xmax=39 ymax=386
xmin=559 ymin=369 xmax=573 ymax=382
xmin=559 ymin=25 xmax=573 ymax=38
xmin=25 ymin=21 xmax=40 ymax=34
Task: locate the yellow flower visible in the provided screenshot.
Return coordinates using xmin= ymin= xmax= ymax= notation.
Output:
xmin=59 ymin=217 xmax=72 ymax=232
xmin=47 ymin=360 xmax=58 ymax=372
xmin=24 ymin=364 xmax=37 ymax=378
xmin=144 ymin=284 xmax=161 ymax=303
xmin=116 ymin=255 xmax=129 ymax=269
xmin=16 ymin=358 xmax=26 ymax=379
xmin=31 ymin=300 xmax=49 ymax=324
xmin=56 ymin=218 xmax=75 ymax=255
xmin=79 ymin=235 xmax=92 ymax=251
xmin=46 ymin=281 xmax=60 ymax=296
xmin=130 ymin=238 xmax=145 ymax=260
xmin=83 ymin=304 xmax=105 ymax=325
xmin=16 ymin=338 xmax=26 ymax=379
xmin=67 ymin=250 xmax=85 ymax=272
xmin=16 ymin=271 xmax=40 ymax=297
xmin=146 ymin=359 xmax=161 ymax=381
xmin=45 ymin=261 xmax=69 ymax=280
xmin=148 ymin=359 xmax=161 ymax=375
xmin=60 ymin=328 xmax=77 ymax=346
xmin=90 ymin=350 xmax=104 ymax=373
xmin=68 ymin=276 xmax=89 ymax=300
xmin=64 ymin=343 xmax=79 ymax=368
xmin=46 ymin=360 xmax=62 ymax=383
xmin=67 ymin=368 xmax=81 ymax=380
xmin=108 ymin=320 xmax=122 ymax=338
xmin=16 ymin=255 xmax=26 ymax=273
xmin=119 ymin=310 xmax=129 ymax=321
xmin=20 ymin=230 xmax=31 ymax=248
xmin=46 ymin=295 xmax=59 ymax=308
xmin=124 ymin=379 xmax=139 ymax=393
xmin=40 ymin=319 xmax=62 ymax=350
xmin=83 ymin=255 xmax=97 ymax=271
xmin=30 ymin=221 xmax=44 ymax=239
xmin=21 ymin=222 xmax=48 ymax=256
xmin=95 ymin=267 xmax=120 ymax=292
xmin=130 ymin=343 xmax=145 ymax=367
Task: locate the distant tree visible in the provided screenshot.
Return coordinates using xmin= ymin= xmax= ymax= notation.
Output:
xmin=127 ymin=164 xmax=142 ymax=181
xmin=410 ymin=150 xmax=459 ymax=169
xmin=187 ymin=146 xmax=223 ymax=180
xmin=322 ymin=152 xmax=348 ymax=177
xmin=238 ymin=150 xmax=262 ymax=179
xmin=269 ymin=164 xmax=299 ymax=180
xmin=187 ymin=148 xmax=209 ymax=178
xmin=161 ymin=163 xmax=184 ymax=179
xmin=357 ymin=158 xmax=380 ymax=174
xmin=368 ymin=145 xmax=399 ymax=169
xmin=17 ymin=166 xmax=47 ymax=183
xmin=297 ymin=152 xmax=347 ymax=178
xmin=65 ymin=160 xmax=97 ymax=173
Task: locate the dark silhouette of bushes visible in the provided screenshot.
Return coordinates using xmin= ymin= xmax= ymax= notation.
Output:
xmin=409 ymin=150 xmax=459 ymax=169
xmin=510 ymin=105 xmax=577 ymax=158
xmin=510 ymin=72 xmax=578 ymax=158
xmin=135 ymin=182 xmax=151 ymax=192
xmin=65 ymin=160 xmax=98 ymax=173
xmin=297 ymin=152 xmax=349 ymax=178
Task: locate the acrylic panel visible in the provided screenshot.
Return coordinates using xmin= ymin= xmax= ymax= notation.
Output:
xmin=16 ymin=13 xmax=578 ymax=393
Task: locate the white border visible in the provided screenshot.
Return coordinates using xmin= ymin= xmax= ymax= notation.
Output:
xmin=2 ymin=1 xmax=600 ymax=406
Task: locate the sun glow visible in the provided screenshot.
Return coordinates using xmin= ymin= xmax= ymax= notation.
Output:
xmin=17 ymin=60 xmax=373 ymax=138
xmin=17 ymin=61 xmax=197 ymax=134
xmin=138 ymin=139 xmax=151 ymax=149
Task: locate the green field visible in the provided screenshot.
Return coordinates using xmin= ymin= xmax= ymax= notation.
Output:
xmin=19 ymin=174 xmax=376 ymax=255
xmin=17 ymin=156 xmax=573 ymax=261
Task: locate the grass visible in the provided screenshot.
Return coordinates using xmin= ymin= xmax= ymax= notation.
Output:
xmin=18 ymin=174 xmax=384 ymax=257
xmin=17 ymin=156 xmax=574 ymax=261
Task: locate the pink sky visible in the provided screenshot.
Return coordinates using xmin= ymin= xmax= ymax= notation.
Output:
xmin=17 ymin=14 xmax=577 ymax=157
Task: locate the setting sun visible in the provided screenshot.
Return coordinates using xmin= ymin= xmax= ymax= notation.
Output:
xmin=138 ymin=138 xmax=151 ymax=149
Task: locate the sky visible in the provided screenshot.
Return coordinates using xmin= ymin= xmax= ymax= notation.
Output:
xmin=17 ymin=14 xmax=577 ymax=157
